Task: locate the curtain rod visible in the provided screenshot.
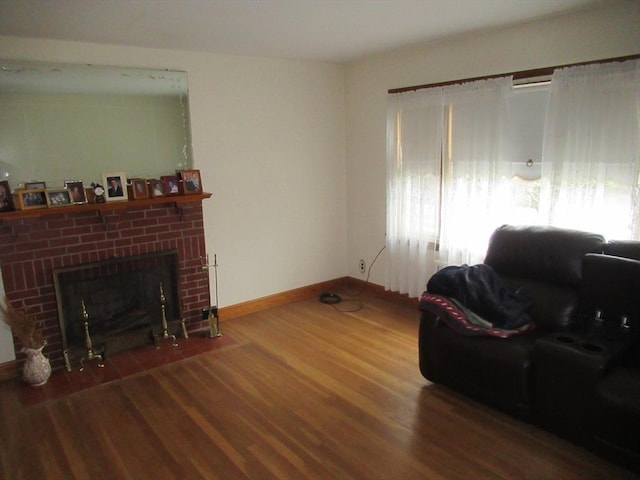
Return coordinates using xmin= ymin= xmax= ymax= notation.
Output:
xmin=388 ymin=53 xmax=640 ymax=94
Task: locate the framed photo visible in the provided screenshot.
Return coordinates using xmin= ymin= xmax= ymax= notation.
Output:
xmin=149 ymin=179 xmax=164 ymax=198
xmin=179 ymin=169 xmax=202 ymax=194
xmin=131 ymin=178 xmax=149 ymax=199
xmin=102 ymin=172 xmax=128 ymax=202
xmin=25 ymin=181 xmax=47 ymax=190
xmin=46 ymin=188 xmax=73 ymax=207
xmin=17 ymin=189 xmax=48 ymax=210
xmin=161 ymin=175 xmax=180 ymax=196
xmin=0 ymin=181 xmax=15 ymax=212
xmin=64 ymin=180 xmax=87 ymax=204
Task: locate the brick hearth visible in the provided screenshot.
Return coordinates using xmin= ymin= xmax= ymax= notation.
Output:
xmin=0 ymin=198 xmax=212 ymax=371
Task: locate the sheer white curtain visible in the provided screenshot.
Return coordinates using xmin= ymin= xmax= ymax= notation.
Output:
xmin=386 ymin=88 xmax=444 ymax=297
xmin=385 ymin=59 xmax=640 ymax=298
xmin=386 ymin=77 xmax=512 ymax=297
xmin=438 ymin=78 xmax=513 ymax=267
xmin=540 ymin=59 xmax=640 ymax=240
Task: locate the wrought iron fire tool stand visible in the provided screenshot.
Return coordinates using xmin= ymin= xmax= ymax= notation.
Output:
xmin=80 ymin=299 xmax=104 ymax=371
xmin=201 ymin=254 xmax=222 ymax=338
xmin=154 ymin=282 xmax=178 ymax=347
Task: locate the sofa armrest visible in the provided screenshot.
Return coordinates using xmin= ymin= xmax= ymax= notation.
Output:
xmin=532 ymin=332 xmax=635 ymax=442
xmin=535 ymin=333 xmax=634 ymax=376
xmin=578 ymin=254 xmax=640 ymax=339
xmin=603 ymin=240 xmax=640 ymax=260
xmin=418 ymin=311 xmax=446 ymax=383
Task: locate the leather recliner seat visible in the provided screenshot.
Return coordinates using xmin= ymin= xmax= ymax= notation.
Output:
xmin=418 ymin=225 xmax=640 ymax=472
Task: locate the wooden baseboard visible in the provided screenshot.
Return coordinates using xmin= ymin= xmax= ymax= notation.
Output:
xmin=0 ymin=360 xmax=17 ymax=383
xmin=219 ymin=277 xmax=350 ymax=320
xmin=343 ymin=277 xmax=419 ymax=308
xmin=219 ymin=277 xmax=418 ymax=321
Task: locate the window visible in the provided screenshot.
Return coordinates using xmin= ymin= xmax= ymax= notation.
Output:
xmin=386 ymin=59 xmax=640 ymax=297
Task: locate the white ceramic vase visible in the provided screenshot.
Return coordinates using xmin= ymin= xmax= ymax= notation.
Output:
xmin=21 ymin=343 xmax=52 ymax=386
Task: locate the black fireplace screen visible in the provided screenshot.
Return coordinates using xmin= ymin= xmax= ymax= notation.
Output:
xmin=53 ymin=250 xmax=180 ymax=369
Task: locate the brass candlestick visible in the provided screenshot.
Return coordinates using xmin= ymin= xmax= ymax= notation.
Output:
xmin=154 ymin=282 xmax=178 ymax=347
xmin=80 ymin=299 xmax=104 ymax=371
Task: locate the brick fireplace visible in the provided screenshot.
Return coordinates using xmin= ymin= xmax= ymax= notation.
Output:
xmin=0 ymin=197 xmax=212 ymax=371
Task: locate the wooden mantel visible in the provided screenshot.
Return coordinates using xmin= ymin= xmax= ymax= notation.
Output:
xmin=0 ymin=192 xmax=212 ymax=223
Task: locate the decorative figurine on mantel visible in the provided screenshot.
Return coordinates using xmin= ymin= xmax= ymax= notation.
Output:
xmin=91 ymin=182 xmax=106 ymax=203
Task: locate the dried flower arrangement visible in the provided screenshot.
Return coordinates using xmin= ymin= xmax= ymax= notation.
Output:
xmin=0 ymin=298 xmax=44 ymax=350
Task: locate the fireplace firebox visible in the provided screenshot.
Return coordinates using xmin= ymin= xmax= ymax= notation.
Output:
xmin=53 ymin=250 xmax=182 ymax=371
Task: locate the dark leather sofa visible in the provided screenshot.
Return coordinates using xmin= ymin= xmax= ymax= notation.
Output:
xmin=418 ymin=225 xmax=640 ymax=472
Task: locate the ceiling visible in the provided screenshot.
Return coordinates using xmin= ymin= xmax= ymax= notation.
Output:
xmin=0 ymin=0 xmax=606 ymax=64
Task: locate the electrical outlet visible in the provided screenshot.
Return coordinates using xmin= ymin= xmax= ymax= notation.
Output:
xmin=359 ymin=259 xmax=366 ymax=274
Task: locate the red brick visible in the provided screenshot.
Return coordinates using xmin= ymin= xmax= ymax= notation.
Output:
xmin=0 ymin=200 xmax=209 ymax=372
xmin=145 ymin=209 xmax=171 ymax=219
xmin=16 ymin=239 xmax=49 ymax=252
xmin=125 ymin=210 xmax=148 ymax=221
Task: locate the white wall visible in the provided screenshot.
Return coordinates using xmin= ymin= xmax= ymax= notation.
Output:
xmin=344 ymin=0 xmax=640 ymax=289
xmin=0 ymin=38 xmax=348 ymax=306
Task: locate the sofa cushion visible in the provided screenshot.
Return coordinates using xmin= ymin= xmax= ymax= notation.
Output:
xmin=500 ymin=276 xmax=579 ymax=331
xmin=484 ymin=225 xmax=605 ymax=286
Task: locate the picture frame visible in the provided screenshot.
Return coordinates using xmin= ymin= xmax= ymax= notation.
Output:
xmin=64 ymin=180 xmax=87 ymax=204
xmin=179 ymin=169 xmax=202 ymax=195
xmin=161 ymin=175 xmax=180 ymax=196
xmin=0 ymin=181 xmax=15 ymax=212
xmin=102 ymin=172 xmax=128 ymax=202
xmin=148 ymin=179 xmax=165 ymax=198
xmin=46 ymin=188 xmax=73 ymax=207
xmin=17 ymin=189 xmax=48 ymax=210
xmin=131 ymin=178 xmax=149 ymax=199
xmin=25 ymin=181 xmax=47 ymax=190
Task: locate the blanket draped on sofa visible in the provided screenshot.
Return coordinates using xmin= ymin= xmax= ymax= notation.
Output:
xmin=420 ymin=264 xmax=535 ymax=337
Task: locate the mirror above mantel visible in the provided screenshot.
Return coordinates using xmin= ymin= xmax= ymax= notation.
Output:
xmin=0 ymin=61 xmax=194 ymax=189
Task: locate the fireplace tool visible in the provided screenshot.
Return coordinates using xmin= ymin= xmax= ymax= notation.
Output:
xmin=180 ymin=299 xmax=189 ymax=339
xmin=79 ymin=299 xmax=104 ymax=371
xmin=201 ymin=253 xmax=222 ymax=338
xmin=154 ymin=282 xmax=178 ymax=347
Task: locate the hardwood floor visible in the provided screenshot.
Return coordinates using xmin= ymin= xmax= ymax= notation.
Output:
xmin=0 ymin=292 xmax=637 ymax=479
